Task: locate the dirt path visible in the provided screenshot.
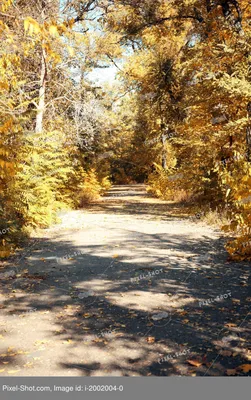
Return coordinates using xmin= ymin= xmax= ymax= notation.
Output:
xmin=0 ymin=185 xmax=250 ymax=376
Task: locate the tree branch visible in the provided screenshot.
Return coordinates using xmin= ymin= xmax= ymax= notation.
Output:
xmin=124 ymin=13 xmax=205 ymax=36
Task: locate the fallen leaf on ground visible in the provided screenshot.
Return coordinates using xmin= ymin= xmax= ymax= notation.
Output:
xmin=8 ymin=370 xmax=20 ymax=374
xmin=35 ymin=340 xmax=49 ymax=346
xmin=146 ymin=337 xmax=155 ymax=343
xmin=83 ymin=313 xmax=91 ymax=318
xmin=237 ymin=364 xmax=251 ymax=373
xmin=93 ymin=338 xmax=104 ymax=343
xmin=187 ymin=359 xmax=202 ymax=367
xmin=23 ymin=362 xmax=33 ymax=368
xmin=226 ymin=369 xmax=237 ymax=376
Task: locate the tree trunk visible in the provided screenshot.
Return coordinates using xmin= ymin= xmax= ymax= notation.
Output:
xmin=161 ymin=132 xmax=167 ymax=169
xmin=35 ymin=46 xmax=47 ymax=133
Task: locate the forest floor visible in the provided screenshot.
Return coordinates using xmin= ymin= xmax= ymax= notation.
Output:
xmin=0 ymin=184 xmax=250 ymax=376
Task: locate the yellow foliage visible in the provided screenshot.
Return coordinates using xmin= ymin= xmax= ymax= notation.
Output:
xmin=1 ymin=0 xmax=13 ymax=12
xmin=77 ymin=170 xmax=102 ymax=206
xmin=24 ymin=17 xmax=41 ymax=36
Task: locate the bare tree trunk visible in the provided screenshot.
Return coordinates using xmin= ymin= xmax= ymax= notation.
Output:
xmin=35 ymin=46 xmax=47 ymax=133
xmin=35 ymin=1 xmax=47 ymax=134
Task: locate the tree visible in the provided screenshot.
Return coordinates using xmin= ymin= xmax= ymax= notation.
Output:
xmin=103 ymin=0 xmax=251 ymax=259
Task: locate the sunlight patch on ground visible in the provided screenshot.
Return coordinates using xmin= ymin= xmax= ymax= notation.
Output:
xmin=105 ymin=290 xmax=195 ymax=312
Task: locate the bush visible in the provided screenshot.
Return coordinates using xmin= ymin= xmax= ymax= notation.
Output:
xmin=77 ymin=169 xmax=104 ymax=206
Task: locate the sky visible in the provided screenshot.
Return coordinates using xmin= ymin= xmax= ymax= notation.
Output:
xmin=59 ymin=1 xmax=124 ymax=86
xmin=88 ymin=65 xmax=118 ymax=85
